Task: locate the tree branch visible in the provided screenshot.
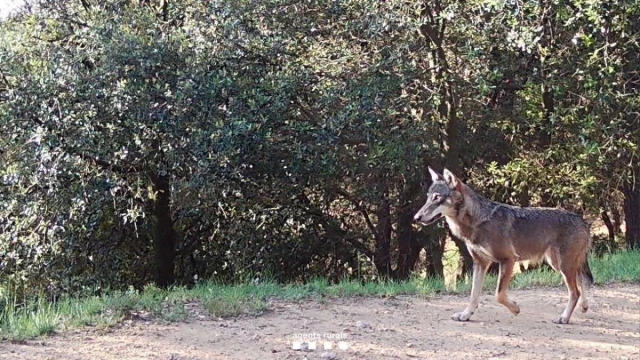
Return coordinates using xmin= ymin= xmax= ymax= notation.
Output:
xmin=76 ymin=151 xmax=140 ymax=174
xmin=30 ymin=115 xmax=141 ymax=174
xmin=343 ymin=236 xmax=375 ymax=259
xmin=333 ymin=187 xmax=381 ymax=243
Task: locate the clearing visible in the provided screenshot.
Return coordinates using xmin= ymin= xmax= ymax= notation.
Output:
xmin=1 ymin=283 xmax=638 ymax=360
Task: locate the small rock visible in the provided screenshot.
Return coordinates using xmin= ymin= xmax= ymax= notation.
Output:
xmin=356 ymin=320 xmax=370 ymax=329
xmin=320 ymin=351 xmax=337 ymax=359
xmin=406 ymin=342 xmax=415 ymax=348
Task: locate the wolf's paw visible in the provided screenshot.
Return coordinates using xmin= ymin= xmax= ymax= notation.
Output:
xmin=552 ymin=316 xmax=570 ymax=324
xmin=451 ymin=311 xmax=472 ymax=321
xmin=579 ymin=300 xmax=589 ymax=313
xmin=510 ymin=301 xmax=521 ymax=315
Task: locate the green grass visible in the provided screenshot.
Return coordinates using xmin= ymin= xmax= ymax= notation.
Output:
xmin=1 ymin=249 xmax=638 ymax=341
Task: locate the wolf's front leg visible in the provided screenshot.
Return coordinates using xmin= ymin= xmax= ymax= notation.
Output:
xmin=452 ymin=258 xmax=491 ymax=321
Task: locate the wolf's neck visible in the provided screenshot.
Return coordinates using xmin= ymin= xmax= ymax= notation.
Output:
xmin=445 ymin=187 xmax=494 ymax=241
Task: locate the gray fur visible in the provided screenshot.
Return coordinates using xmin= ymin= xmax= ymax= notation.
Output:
xmin=414 ymin=167 xmax=593 ymax=324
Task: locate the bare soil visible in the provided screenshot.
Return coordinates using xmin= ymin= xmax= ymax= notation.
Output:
xmin=1 ymin=283 xmax=639 ymax=360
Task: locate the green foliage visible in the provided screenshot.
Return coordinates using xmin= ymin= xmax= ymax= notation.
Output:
xmin=0 ymin=0 xmax=638 ymax=300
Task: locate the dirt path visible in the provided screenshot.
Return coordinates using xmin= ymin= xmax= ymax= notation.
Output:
xmin=1 ymin=283 xmax=639 ymax=360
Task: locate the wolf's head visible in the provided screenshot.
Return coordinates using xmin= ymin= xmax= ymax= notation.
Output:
xmin=413 ymin=167 xmax=465 ymax=225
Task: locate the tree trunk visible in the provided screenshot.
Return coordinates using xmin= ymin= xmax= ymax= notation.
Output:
xmin=600 ymin=209 xmax=616 ymax=249
xmin=612 ymin=206 xmax=622 ymax=237
xmin=395 ymin=208 xmax=423 ymax=280
xmin=623 ymin=179 xmax=640 ymax=249
xmin=538 ymin=81 xmax=554 ymax=207
xmin=538 ymin=0 xmax=556 ymax=207
xmin=621 ymin=11 xmax=640 ymax=249
xmin=419 ymin=2 xmax=473 ymax=276
xmin=448 ymin=235 xmax=473 ymax=276
xmin=149 ymin=171 xmax=176 ymax=288
xmin=374 ymin=190 xmax=392 ymax=277
xmin=423 ymin=228 xmax=445 ymax=278
xmin=442 ymin=93 xmax=474 ymax=274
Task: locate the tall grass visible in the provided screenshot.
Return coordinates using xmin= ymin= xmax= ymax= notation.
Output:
xmin=1 ymin=249 xmax=638 ymax=341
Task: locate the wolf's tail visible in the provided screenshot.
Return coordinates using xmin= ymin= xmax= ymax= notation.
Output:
xmin=582 ymin=256 xmax=594 ymax=285
xmin=582 ymin=220 xmax=594 ymax=286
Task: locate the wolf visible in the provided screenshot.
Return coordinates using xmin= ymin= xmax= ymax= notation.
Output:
xmin=414 ymin=167 xmax=593 ymax=324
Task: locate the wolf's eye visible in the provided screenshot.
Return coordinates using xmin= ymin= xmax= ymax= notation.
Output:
xmin=432 ymin=193 xmax=441 ymax=201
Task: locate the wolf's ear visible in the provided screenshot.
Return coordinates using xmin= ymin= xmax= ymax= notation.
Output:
xmin=428 ymin=167 xmax=443 ymax=182
xmin=443 ymin=168 xmax=464 ymax=192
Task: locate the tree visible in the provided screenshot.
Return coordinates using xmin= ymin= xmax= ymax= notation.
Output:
xmin=1 ymin=0 xmax=637 ymax=298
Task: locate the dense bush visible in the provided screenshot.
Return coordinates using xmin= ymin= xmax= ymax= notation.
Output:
xmin=0 ymin=0 xmax=637 ymax=299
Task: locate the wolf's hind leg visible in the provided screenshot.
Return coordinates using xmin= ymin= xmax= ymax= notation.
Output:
xmin=577 ymin=256 xmax=593 ymax=313
xmin=546 ymin=248 xmax=581 ymax=323
xmin=554 ymin=267 xmax=580 ymax=324
xmin=577 ymin=272 xmax=589 ymax=313
xmin=452 ymin=256 xmax=491 ymax=322
xmin=495 ymin=258 xmax=520 ymax=315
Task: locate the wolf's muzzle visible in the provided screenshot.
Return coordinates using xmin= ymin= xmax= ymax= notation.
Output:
xmin=414 ymin=213 xmax=442 ymax=225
